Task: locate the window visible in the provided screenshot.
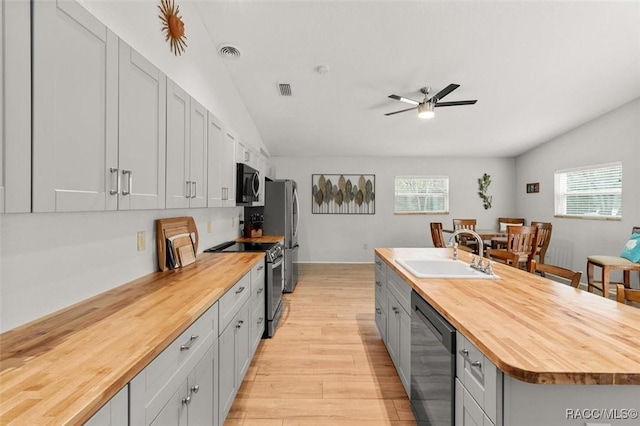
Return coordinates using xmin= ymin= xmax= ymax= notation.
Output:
xmin=395 ymin=176 xmax=449 ymax=214
xmin=554 ymin=162 xmax=622 ymax=219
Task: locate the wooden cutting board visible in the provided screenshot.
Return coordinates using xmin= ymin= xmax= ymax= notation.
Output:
xmin=156 ymin=217 xmax=199 ymax=271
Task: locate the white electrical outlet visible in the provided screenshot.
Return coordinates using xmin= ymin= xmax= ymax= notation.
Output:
xmin=137 ymin=231 xmax=146 ymax=251
xmin=207 ymin=220 xmax=212 ymax=233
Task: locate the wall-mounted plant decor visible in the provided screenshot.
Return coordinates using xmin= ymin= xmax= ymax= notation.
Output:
xmin=312 ymin=174 xmax=375 ymax=214
xmin=159 ymin=0 xmax=187 ymax=56
xmin=477 ymin=173 xmax=492 ymax=209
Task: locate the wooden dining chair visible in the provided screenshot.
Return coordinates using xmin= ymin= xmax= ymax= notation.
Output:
xmin=587 ymin=226 xmax=640 ymax=297
xmin=502 ymin=225 xmax=539 ymax=270
xmin=430 ymin=222 xmax=446 ymax=248
xmin=529 ymin=259 xmax=582 ymax=288
xmin=616 ymin=284 xmax=640 ymax=307
xmin=430 ymin=222 xmax=472 ymax=252
xmin=531 ymin=221 xmax=553 ymax=264
xmin=452 ymin=218 xmax=478 ymax=253
xmin=485 ymin=248 xmax=520 ymax=267
xmin=491 ymin=217 xmax=525 ymax=249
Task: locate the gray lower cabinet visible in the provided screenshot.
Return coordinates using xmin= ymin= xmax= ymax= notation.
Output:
xmin=218 ymin=274 xmax=253 ymax=425
xmin=375 ymin=257 xmax=411 ymax=397
xmin=456 ymin=333 xmax=500 ymax=426
xmin=83 ymin=386 xmax=128 ymax=426
xmin=130 ymin=303 xmax=218 ymax=426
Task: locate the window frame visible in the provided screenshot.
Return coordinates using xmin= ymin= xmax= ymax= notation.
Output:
xmin=553 ymin=161 xmax=622 ymax=220
xmin=394 ymin=175 xmax=449 ymax=215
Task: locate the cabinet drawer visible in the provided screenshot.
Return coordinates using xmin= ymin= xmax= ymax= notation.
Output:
xmin=375 ymin=267 xmax=387 ymax=306
xmin=375 ymin=255 xmax=386 ymax=280
xmin=457 ymin=334 xmax=499 ymax=424
xmin=219 ymin=273 xmax=251 ymax=333
xmin=387 ymin=268 xmax=411 ymax=314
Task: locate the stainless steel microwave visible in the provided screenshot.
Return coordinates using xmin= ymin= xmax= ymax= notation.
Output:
xmin=236 ymin=163 xmax=260 ymax=206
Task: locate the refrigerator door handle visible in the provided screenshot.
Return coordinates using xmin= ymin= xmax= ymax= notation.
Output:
xmin=293 ymin=187 xmax=300 ymax=238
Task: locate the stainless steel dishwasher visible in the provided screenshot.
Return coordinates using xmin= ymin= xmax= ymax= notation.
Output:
xmin=410 ymin=290 xmax=456 ymax=425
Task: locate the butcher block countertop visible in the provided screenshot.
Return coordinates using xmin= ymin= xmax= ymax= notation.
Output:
xmin=376 ymin=247 xmax=640 ymax=386
xmin=0 ymin=252 xmax=265 ymax=426
xmin=235 ymin=235 xmax=284 ymax=243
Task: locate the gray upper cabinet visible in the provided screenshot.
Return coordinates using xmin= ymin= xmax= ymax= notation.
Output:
xmin=117 ymin=40 xmax=167 ymax=210
xmin=32 ymin=0 xmax=118 ymax=212
xmin=166 ymin=80 xmax=208 ymax=208
xmin=1 ymin=0 xmax=33 ymax=213
xmin=207 ymin=112 xmax=237 ymax=207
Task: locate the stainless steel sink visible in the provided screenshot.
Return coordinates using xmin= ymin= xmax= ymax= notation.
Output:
xmin=396 ymin=258 xmax=499 ymax=279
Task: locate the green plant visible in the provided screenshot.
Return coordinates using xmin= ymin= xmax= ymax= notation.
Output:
xmin=478 ymin=173 xmax=492 ymax=210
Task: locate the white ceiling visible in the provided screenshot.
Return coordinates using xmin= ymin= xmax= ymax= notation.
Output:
xmin=194 ymin=0 xmax=640 ymax=158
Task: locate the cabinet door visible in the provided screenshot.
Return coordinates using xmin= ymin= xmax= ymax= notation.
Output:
xmin=235 ymin=302 xmax=251 ymax=383
xmin=374 ymin=298 xmax=387 ymax=344
xmin=218 ymin=322 xmax=237 ymax=424
xmin=0 ymin=0 xmax=4 ymax=212
xmin=206 ymin=112 xmax=224 ymax=207
xmin=398 ymin=307 xmax=411 ymax=396
xmin=187 ymin=345 xmax=214 ymax=426
xmin=166 ymin=79 xmax=190 ymax=209
xmin=118 ymin=40 xmax=166 ymax=210
xmin=188 ymin=99 xmax=207 ymax=208
xmin=386 ymin=293 xmax=400 ymax=365
xmin=150 ymin=380 xmax=188 ymax=426
xmin=84 ymin=386 xmax=128 ymax=426
xmin=222 ymin=131 xmax=237 ymax=205
xmin=32 ymin=0 xmax=118 ymax=212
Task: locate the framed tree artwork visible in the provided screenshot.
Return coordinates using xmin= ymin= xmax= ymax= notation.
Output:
xmin=312 ymin=174 xmax=375 ymax=214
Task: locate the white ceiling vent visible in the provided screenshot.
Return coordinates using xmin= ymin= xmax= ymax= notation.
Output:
xmin=217 ymin=44 xmax=241 ymax=60
xmin=278 ymin=83 xmax=292 ymax=96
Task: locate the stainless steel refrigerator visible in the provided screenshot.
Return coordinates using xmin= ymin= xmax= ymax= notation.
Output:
xmin=263 ymin=179 xmax=299 ymax=292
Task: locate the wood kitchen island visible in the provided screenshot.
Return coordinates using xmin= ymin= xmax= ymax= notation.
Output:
xmin=375 ymin=247 xmax=640 ymax=425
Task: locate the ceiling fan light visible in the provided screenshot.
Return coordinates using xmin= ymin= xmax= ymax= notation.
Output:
xmin=417 ymin=102 xmax=435 ymax=119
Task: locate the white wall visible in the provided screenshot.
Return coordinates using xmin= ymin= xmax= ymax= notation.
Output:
xmin=272 ymin=156 xmax=516 ymax=263
xmin=515 ymin=97 xmax=640 ymax=285
xmin=0 ymin=0 xmax=258 ymax=332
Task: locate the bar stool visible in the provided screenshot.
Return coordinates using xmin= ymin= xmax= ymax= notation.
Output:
xmin=587 ymin=226 xmax=640 ymax=297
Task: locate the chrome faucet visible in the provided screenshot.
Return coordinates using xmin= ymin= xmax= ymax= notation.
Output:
xmin=448 ymin=229 xmax=484 ymax=262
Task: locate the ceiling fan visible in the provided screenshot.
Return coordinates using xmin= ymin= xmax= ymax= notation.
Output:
xmin=385 ymin=84 xmax=477 ymax=119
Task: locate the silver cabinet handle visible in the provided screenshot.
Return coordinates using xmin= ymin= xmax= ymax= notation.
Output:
xmin=392 ymin=307 xmax=400 ymax=314
xmin=376 ymin=308 xmax=382 ymax=314
xmin=375 ymin=281 xmax=382 ymax=287
xmin=257 ymin=317 xmax=264 ymax=324
xmin=180 ymin=335 xmax=198 ymax=351
xmin=191 ymin=384 xmax=199 ymax=394
xmin=109 ymin=167 xmax=119 ymax=195
xmin=236 ymin=319 xmax=244 ymax=329
xmin=191 ymin=181 xmax=197 ymax=198
xmin=471 ymin=361 xmax=482 ymax=369
xmin=376 ymin=260 xmax=382 ymax=266
xmin=257 ymin=265 xmax=264 ymax=271
xmin=459 ymin=349 xmax=469 ymax=357
xmin=235 ymin=286 xmax=245 ymax=294
xmin=186 ymin=181 xmax=192 ymax=198
xmin=257 ymin=287 xmax=264 ymax=294
xmin=122 ymin=170 xmax=132 ymax=195
xmin=182 ymin=396 xmax=191 ymax=405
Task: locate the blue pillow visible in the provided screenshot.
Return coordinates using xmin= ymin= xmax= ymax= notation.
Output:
xmin=620 ymin=232 xmax=640 ymax=262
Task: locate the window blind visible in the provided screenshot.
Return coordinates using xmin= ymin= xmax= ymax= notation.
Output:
xmin=395 ymin=176 xmax=449 ymax=214
xmin=554 ymin=162 xmax=622 ymax=219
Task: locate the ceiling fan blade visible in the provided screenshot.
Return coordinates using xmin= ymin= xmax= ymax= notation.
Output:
xmin=385 ymin=107 xmax=417 ymax=116
xmin=432 ymin=84 xmax=460 ymax=102
xmin=388 ymin=94 xmax=420 ymax=106
xmin=434 ymin=100 xmax=478 ymax=107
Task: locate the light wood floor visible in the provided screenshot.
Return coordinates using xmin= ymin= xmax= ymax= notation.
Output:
xmin=226 ymin=263 xmax=417 ymax=426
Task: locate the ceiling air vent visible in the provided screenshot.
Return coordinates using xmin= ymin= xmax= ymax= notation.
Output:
xmin=278 ymin=83 xmax=292 ymax=96
xmin=217 ymin=44 xmax=241 ymax=60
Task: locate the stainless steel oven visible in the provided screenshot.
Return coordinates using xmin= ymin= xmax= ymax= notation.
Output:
xmin=411 ymin=290 xmax=456 ymax=425
xmin=204 ymin=241 xmax=284 ymax=337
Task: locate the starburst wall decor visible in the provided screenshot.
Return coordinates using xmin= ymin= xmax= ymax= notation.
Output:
xmin=159 ymin=0 xmax=187 ymax=56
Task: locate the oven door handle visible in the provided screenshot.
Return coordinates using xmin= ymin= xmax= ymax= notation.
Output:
xmin=271 ymin=258 xmax=284 ymax=268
